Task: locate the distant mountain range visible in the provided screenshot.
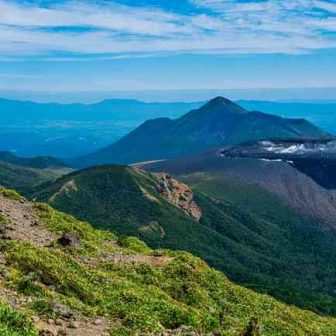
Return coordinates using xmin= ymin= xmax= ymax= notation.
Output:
xmin=0 ymin=98 xmax=201 ymax=157
xmin=3 ymin=94 xmax=336 ymax=323
xmin=2 ymin=96 xmax=336 ymax=128
xmin=238 ymin=100 xmax=336 ymax=134
xmin=1 ymin=96 xmax=336 ymax=158
xmin=0 ymin=97 xmax=201 ymax=124
xmin=73 ymin=97 xmax=329 ymax=167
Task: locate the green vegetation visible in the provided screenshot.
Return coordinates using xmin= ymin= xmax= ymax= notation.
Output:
xmin=0 ymin=186 xmax=24 ymax=201
xmin=30 ymin=165 xmax=336 ymax=316
xmin=118 ymin=236 xmax=152 ymax=254
xmin=0 ymin=213 xmax=8 ymax=225
xmin=1 ymin=197 xmax=336 ymax=335
xmin=0 ymin=162 xmax=63 ymax=194
xmin=0 ymin=151 xmax=67 ymax=169
xmin=34 ymin=202 xmax=117 ymax=256
xmin=0 ymin=302 xmax=36 ymax=336
xmin=186 ymin=172 xmax=336 ymax=315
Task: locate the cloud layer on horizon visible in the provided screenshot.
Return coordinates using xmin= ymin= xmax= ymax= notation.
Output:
xmin=0 ymin=0 xmax=336 ymax=60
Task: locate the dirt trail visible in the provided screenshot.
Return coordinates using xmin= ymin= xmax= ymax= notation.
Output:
xmin=0 ymin=194 xmax=172 ymax=335
xmin=0 ymin=194 xmax=55 ymax=247
xmin=100 ymin=252 xmax=172 ymax=267
xmin=36 ymin=317 xmax=110 ymax=336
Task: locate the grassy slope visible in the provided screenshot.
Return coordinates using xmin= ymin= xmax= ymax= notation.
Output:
xmin=185 ymin=172 xmax=336 ymax=302
xmin=30 ymin=165 xmax=336 ymax=316
xmin=1 ymin=187 xmax=336 ymax=335
xmin=0 ymin=152 xmax=67 ymax=169
xmin=0 ymin=161 xmax=64 ymax=194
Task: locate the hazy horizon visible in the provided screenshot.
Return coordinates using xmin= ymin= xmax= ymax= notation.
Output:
xmin=2 ymin=87 xmax=336 ymax=104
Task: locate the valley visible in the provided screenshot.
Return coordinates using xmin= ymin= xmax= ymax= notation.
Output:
xmin=3 ymin=0 xmax=336 ymax=333
xmin=0 ymin=96 xmax=336 ymax=334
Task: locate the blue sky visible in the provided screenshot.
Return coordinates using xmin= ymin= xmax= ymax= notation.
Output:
xmin=1 ymin=0 xmax=336 ymax=101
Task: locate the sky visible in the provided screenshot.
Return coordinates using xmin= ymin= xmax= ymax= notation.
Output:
xmin=1 ymin=0 xmax=336 ymax=102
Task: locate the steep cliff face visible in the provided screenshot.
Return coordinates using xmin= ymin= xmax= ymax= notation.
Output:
xmin=155 ymin=173 xmax=202 ymax=221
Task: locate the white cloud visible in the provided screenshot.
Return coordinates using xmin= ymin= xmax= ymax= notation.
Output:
xmin=0 ymin=1 xmax=196 ymax=36
xmin=0 ymin=0 xmax=335 ymax=60
xmin=315 ymin=0 xmax=336 ymax=13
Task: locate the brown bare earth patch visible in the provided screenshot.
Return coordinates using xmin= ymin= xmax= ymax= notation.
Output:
xmin=0 ymin=281 xmax=111 ymax=336
xmin=154 ymin=173 xmax=202 ymax=221
xmin=35 ymin=316 xmax=110 ymax=336
xmin=49 ymin=180 xmax=78 ymax=202
xmin=0 ymin=194 xmax=55 ymax=247
xmin=99 ymin=252 xmax=172 ymax=268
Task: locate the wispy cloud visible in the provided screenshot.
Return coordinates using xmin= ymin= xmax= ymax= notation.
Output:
xmin=315 ymin=0 xmax=336 ymax=13
xmin=0 ymin=0 xmax=335 ymax=60
xmin=0 ymin=73 xmax=42 ymax=79
xmin=0 ymin=1 xmax=195 ymax=36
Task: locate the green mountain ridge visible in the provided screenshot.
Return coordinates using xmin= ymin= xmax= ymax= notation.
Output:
xmin=29 ymin=164 xmax=336 ymax=316
xmin=0 ymin=97 xmax=201 ymax=124
xmin=0 ymin=152 xmax=67 ymax=170
xmin=0 ymin=186 xmax=336 ymax=335
xmin=0 ymin=153 xmax=70 ymax=195
xmin=0 ymin=161 xmax=64 ymax=194
xmin=238 ymin=100 xmax=336 ymax=134
xmin=73 ymin=97 xmax=328 ymax=167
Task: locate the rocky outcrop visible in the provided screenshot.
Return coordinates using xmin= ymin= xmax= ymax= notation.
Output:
xmin=155 ymin=173 xmax=202 ymax=221
xmin=57 ymin=232 xmax=80 ymax=248
xmin=49 ymin=180 xmax=78 ymax=202
xmin=0 ymin=193 xmax=55 ymax=247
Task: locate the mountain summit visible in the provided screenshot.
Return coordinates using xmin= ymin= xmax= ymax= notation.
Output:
xmin=73 ymin=97 xmax=328 ymax=167
xmin=197 ymin=96 xmax=248 ymax=114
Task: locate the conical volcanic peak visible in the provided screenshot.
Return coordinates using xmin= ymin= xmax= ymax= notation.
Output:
xmin=199 ymin=96 xmax=248 ymax=114
xmin=73 ymin=96 xmax=328 ymax=167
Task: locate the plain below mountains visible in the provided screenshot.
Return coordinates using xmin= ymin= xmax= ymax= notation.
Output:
xmin=0 ymin=98 xmax=202 ymax=157
xmin=73 ymin=97 xmax=329 ymax=167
